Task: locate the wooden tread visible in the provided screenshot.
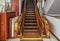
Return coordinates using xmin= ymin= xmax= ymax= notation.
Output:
xmin=24 ymin=29 xmax=38 ymax=33
xmin=23 ymin=32 xmax=39 ymax=38
xmin=26 ymin=13 xmax=35 ymax=15
xmin=26 ymin=15 xmax=35 ymax=17
xmin=25 ymin=20 xmax=36 ymax=23
xmin=24 ymin=23 xmax=37 ymax=26
xmin=24 ymin=32 xmax=39 ymax=34
xmin=27 ymin=11 xmax=34 ymax=13
xmin=24 ymin=26 xmax=38 ymax=28
xmin=25 ymin=17 xmax=36 ymax=20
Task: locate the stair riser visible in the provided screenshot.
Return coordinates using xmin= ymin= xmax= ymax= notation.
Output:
xmin=27 ymin=5 xmax=33 ymax=6
xmin=27 ymin=7 xmax=34 ymax=8
xmin=24 ymin=31 xmax=38 ymax=33
xmin=24 ymin=26 xmax=38 ymax=28
xmin=20 ymin=40 xmax=43 ymax=41
xmin=26 ymin=14 xmax=35 ymax=17
xmin=25 ymin=18 xmax=36 ymax=20
xmin=24 ymin=33 xmax=39 ymax=35
xmin=25 ymin=17 xmax=36 ymax=19
xmin=24 ymin=28 xmax=38 ymax=30
xmin=26 ymin=8 xmax=34 ymax=11
xmin=25 ymin=19 xmax=36 ymax=21
xmin=26 ymin=13 xmax=34 ymax=14
xmin=23 ymin=35 xmax=39 ymax=37
xmin=25 ymin=17 xmax=36 ymax=18
xmin=24 ymin=24 xmax=37 ymax=26
xmin=26 ymin=11 xmax=34 ymax=13
xmin=26 ymin=12 xmax=34 ymax=13
xmin=25 ymin=16 xmax=35 ymax=17
xmin=27 ymin=9 xmax=34 ymax=11
xmin=25 ymin=17 xmax=36 ymax=20
xmin=25 ymin=21 xmax=36 ymax=23
xmin=26 ymin=13 xmax=35 ymax=14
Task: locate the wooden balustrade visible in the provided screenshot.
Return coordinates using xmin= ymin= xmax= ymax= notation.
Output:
xmin=20 ymin=0 xmax=26 ymax=38
xmin=10 ymin=5 xmax=24 ymax=38
xmin=42 ymin=17 xmax=50 ymax=38
xmin=9 ymin=16 xmax=18 ymax=38
xmin=14 ymin=17 xmax=19 ymax=38
xmin=34 ymin=0 xmax=44 ymax=36
xmin=34 ymin=0 xmax=50 ymax=38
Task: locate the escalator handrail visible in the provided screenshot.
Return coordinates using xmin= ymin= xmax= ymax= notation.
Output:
xmin=34 ymin=0 xmax=44 ymax=36
xmin=20 ymin=0 xmax=26 ymax=36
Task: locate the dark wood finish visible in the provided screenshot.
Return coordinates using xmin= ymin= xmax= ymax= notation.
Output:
xmin=21 ymin=0 xmax=40 ymax=38
xmin=7 ymin=12 xmax=16 ymax=18
xmin=0 ymin=12 xmax=16 ymax=40
xmin=34 ymin=0 xmax=50 ymax=38
xmin=20 ymin=0 xmax=26 ymax=38
xmin=9 ymin=18 xmax=12 ymax=38
xmin=34 ymin=0 xmax=44 ymax=36
xmin=9 ymin=17 xmax=19 ymax=38
xmin=42 ymin=17 xmax=50 ymax=38
xmin=7 ymin=12 xmax=16 ymax=38
xmin=0 ymin=12 xmax=7 ymax=41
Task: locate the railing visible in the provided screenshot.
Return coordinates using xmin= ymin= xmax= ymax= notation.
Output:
xmin=34 ymin=0 xmax=50 ymax=38
xmin=20 ymin=0 xmax=26 ymax=38
xmin=34 ymin=0 xmax=44 ymax=36
xmin=42 ymin=16 xmax=50 ymax=38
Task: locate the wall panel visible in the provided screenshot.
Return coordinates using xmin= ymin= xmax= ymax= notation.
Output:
xmin=11 ymin=0 xmax=19 ymax=15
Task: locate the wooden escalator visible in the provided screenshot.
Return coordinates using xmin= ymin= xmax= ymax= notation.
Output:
xmin=23 ymin=0 xmax=40 ymax=38
xmin=20 ymin=0 xmax=50 ymax=41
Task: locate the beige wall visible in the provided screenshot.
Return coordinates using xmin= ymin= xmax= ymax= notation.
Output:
xmin=43 ymin=0 xmax=54 ymax=14
xmin=45 ymin=15 xmax=60 ymax=39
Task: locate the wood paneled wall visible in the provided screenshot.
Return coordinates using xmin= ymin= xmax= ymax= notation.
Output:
xmin=11 ymin=0 xmax=19 ymax=15
xmin=7 ymin=12 xmax=16 ymax=38
xmin=0 ymin=12 xmax=7 ymax=41
xmin=0 ymin=12 xmax=16 ymax=40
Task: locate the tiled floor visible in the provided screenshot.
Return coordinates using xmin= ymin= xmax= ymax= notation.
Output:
xmin=7 ymin=33 xmax=58 ymax=41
